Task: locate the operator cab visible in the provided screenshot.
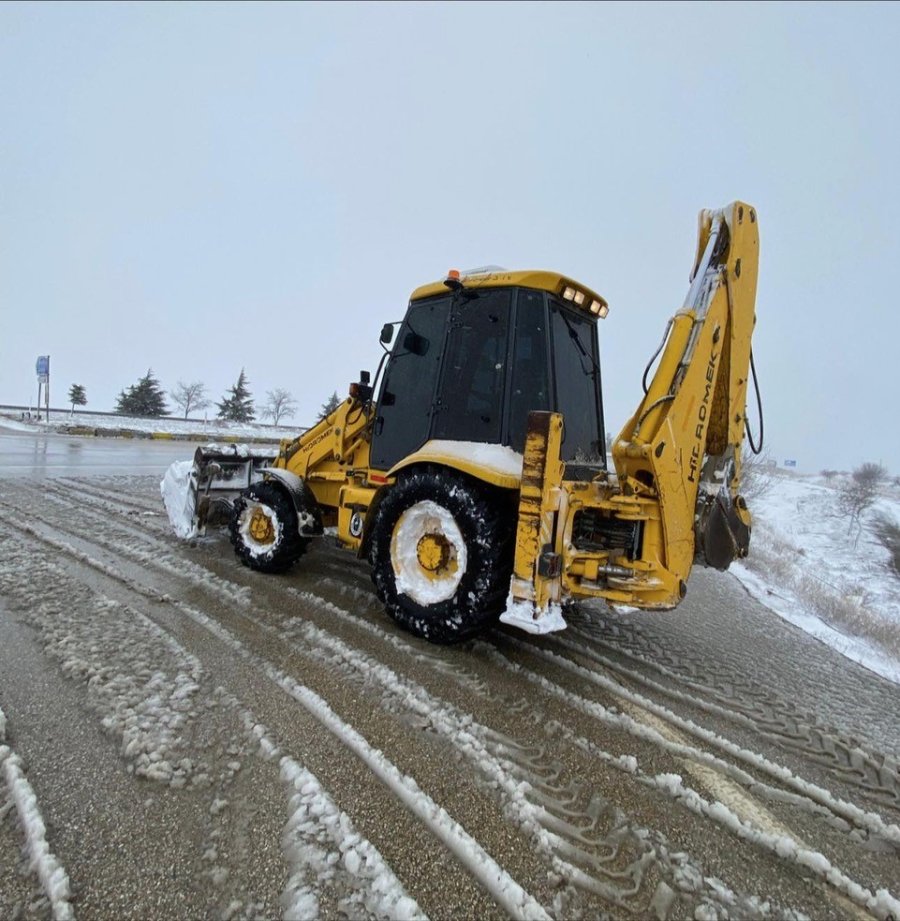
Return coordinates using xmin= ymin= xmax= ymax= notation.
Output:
xmin=370 ymin=269 xmax=608 ymax=474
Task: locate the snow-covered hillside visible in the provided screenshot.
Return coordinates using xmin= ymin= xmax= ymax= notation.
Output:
xmin=733 ymin=472 xmax=900 ymax=685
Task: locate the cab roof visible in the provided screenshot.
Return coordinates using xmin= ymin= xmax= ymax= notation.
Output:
xmin=410 ymin=269 xmax=607 ymax=315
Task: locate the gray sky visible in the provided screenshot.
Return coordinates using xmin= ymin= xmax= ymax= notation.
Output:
xmin=2 ymin=1 xmax=898 ymax=473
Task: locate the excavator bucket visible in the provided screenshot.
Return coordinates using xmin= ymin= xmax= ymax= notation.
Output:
xmin=161 ymin=444 xmax=275 ymax=539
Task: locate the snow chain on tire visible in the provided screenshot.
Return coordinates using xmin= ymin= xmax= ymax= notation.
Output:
xmin=369 ymin=466 xmax=515 ymax=643
xmin=229 ymin=481 xmax=309 ymax=574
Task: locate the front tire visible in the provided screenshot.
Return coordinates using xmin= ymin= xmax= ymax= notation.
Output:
xmin=369 ymin=467 xmax=514 ymax=643
xmin=229 ymin=481 xmax=308 ymax=573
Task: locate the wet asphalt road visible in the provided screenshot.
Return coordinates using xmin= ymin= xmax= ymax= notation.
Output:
xmin=0 ymin=431 xmax=898 ymax=920
xmin=0 ymin=430 xmax=211 ymax=478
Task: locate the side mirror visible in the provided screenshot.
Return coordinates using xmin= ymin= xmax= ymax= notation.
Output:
xmin=380 ymin=324 xmax=394 ymax=344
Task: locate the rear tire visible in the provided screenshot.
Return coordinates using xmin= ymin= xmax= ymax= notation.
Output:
xmin=230 ymin=481 xmax=308 ymax=573
xmin=369 ymin=467 xmax=514 ymax=643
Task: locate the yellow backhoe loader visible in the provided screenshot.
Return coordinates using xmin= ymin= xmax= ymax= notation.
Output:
xmin=165 ymin=201 xmax=761 ymax=643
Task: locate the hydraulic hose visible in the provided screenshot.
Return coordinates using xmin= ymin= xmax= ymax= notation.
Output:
xmin=745 ymin=348 xmax=764 ymax=454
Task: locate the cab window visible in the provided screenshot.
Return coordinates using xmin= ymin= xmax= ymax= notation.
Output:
xmin=370 ymin=296 xmax=450 ymax=469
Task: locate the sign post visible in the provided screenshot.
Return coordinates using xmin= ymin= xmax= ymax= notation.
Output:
xmin=36 ymin=355 xmax=50 ymax=421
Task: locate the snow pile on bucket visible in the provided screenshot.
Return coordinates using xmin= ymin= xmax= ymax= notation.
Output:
xmin=161 ymin=460 xmax=198 ymax=540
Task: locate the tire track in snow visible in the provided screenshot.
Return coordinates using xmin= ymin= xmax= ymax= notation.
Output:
xmin=234 ymin=706 xmax=426 ymax=920
xmin=161 ymin=602 xmax=551 ymax=920
xmin=501 ymin=635 xmax=900 ymax=848
xmin=156 ymin=589 xmax=780 ymax=914
xmin=277 ymin=755 xmax=425 ymax=921
xmin=0 ymin=707 xmax=73 ymax=921
xmin=549 ymin=629 xmax=900 ymax=812
xmin=38 ymin=477 xmax=895 ymax=818
xmin=566 ymin=610 xmax=900 ymax=808
xmin=4 ymin=482 xmax=897 ymax=918
xmin=54 ymin=476 xmax=164 ymax=515
xmin=0 ymin=509 xmax=549 ymax=919
xmin=0 ymin=525 xmax=427 ymax=920
xmin=276 ymin=583 xmax=900 ymax=881
xmin=475 ymin=640 xmax=900 ymax=919
xmin=3 ymin=488 xmax=884 ymax=912
xmin=7 ymin=487 xmax=498 ymax=709
xmin=185 ymin=574 xmax=836 ymax=918
xmin=5 ymin=491 xmax=253 ymax=611
xmin=297 ymin=592 xmax=900 ymax=864
xmin=43 ymin=480 xmax=174 ymax=536
xmin=278 ymin=616 xmax=780 ymax=920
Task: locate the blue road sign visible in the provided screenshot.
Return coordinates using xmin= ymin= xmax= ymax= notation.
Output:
xmin=36 ymin=355 xmax=50 ymax=377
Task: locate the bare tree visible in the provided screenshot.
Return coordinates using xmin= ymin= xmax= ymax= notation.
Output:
xmin=262 ymin=388 xmax=297 ymax=426
xmin=170 ymin=381 xmax=211 ymax=420
xmin=839 ymin=462 xmax=888 ymax=545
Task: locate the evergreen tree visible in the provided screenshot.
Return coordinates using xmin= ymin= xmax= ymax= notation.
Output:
xmin=318 ymin=390 xmax=341 ymax=421
xmin=217 ymin=369 xmax=255 ymax=422
xmin=115 ymin=370 xmax=168 ymax=417
xmin=68 ymin=383 xmax=87 ymax=414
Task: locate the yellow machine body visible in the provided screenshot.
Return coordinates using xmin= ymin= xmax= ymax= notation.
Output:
xmin=188 ymin=202 xmax=761 ymax=638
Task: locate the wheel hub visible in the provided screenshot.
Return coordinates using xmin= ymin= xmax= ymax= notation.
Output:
xmin=391 ymin=500 xmax=467 ymax=604
xmin=416 ymin=533 xmax=451 ymax=573
xmin=248 ymin=507 xmax=276 ymax=544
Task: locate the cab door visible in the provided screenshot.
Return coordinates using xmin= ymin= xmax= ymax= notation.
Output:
xmin=431 ymin=288 xmax=512 ymax=445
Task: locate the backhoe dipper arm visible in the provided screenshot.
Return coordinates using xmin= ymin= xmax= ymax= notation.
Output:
xmin=613 ymin=201 xmax=760 ymax=587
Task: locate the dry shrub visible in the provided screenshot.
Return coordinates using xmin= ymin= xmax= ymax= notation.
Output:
xmin=839 ymin=462 xmax=889 ymax=546
xmin=740 ymin=450 xmax=776 ymax=501
xmin=798 ymin=575 xmax=900 ymax=653
xmin=744 ymin=536 xmax=900 ymax=658
xmin=870 ymin=513 xmax=900 ymax=581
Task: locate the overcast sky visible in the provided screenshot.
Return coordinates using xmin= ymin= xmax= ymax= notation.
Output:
xmin=2 ymin=1 xmax=898 ymax=473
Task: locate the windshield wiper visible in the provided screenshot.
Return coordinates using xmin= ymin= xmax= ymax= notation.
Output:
xmin=559 ymin=310 xmax=601 ymax=380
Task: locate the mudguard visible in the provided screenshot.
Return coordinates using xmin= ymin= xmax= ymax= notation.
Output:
xmin=261 ymin=468 xmax=324 ymax=536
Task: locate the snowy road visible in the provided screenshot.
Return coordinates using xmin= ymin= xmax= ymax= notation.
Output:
xmin=0 ymin=470 xmax=898 ymax=919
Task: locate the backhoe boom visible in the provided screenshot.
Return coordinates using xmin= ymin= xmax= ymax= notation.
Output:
xmin=508 ymin=201 xmax=760 ymax=626
xmin=614 ymin=200 xmax=758 ymax=581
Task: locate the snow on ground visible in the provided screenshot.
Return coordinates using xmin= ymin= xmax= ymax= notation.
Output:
xmin=279 ymin=757 xmax=424 ymax=920
xmin=733 ymin=472 xmax=900 ymax=685
xmin=0 ymin=415 xmax=41 ymax=433
xmin=0 ymin=409 xmax=304 ymax=441
xmin=0 ymin=533 xmax=206 ymax=787
xmin=0 ymin=703 xmax=73 ymax=921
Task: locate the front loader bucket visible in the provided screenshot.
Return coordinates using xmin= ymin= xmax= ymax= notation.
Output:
xmin=161 ymin=444 xmax=276 ymax=539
